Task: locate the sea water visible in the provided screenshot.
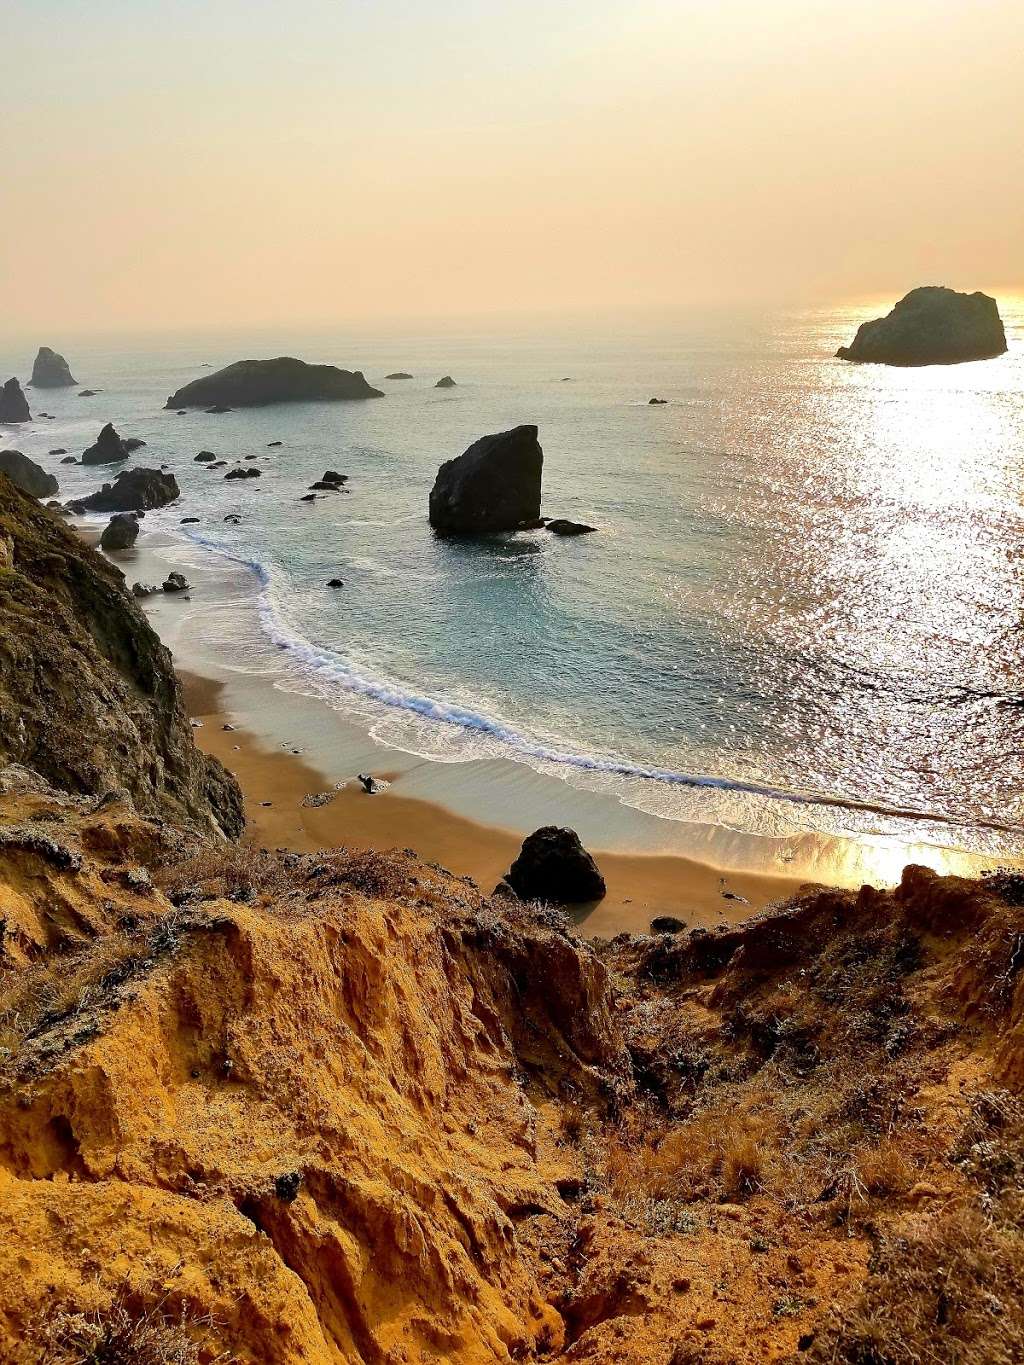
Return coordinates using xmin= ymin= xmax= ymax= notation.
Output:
xmin=3 ymin=304 xmax=1023 ymax=857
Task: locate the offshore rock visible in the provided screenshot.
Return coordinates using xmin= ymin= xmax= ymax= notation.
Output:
xmin=81 ymin=422 xmax=129 ymax=466
xmin=0 ymin=451 xmax=58 ymax=499
xmin=165 ymin=357 xmax=384 ymax=407
xmin=429 ymin=425 xmax=543 ymax=535
xmin=0 ymin=379 xmax=30 ymax=423
xmin=79 ymin=468 xmax=179 ymax=513
xmin=836 ymin=286 xmax=1008 ymax=366
xmin=30 ymin=346 xmax=77 ymax=387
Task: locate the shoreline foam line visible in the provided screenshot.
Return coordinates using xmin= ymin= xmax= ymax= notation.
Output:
xmin=173 ymin=527 xmax=1024 ymax=840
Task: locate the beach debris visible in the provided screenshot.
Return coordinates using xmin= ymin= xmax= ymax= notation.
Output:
xmin=721 ymin=890 xmax=749 ymax=904
xmin=222 ymin=724 xmax=235 ymax=731
xmin=260 ymin=801 xmax=272 ymax=807
xmin=358 ymin=773 xmax=379 ymax=794
xmin=302 ymin=789 xmax=338 ymax=808
xmin=190 ymin=718 xmax=203 ymax=729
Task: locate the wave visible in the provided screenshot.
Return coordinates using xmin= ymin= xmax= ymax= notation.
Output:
xmin=174 ymin=528 xmax=1023 ymax=840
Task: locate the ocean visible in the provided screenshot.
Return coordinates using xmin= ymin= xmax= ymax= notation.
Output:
xmin=3 ymin=303 xmax=1023 ymax=862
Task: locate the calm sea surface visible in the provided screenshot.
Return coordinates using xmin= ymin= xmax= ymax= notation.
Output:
xmin=3 ymin=305 xmax=1023 ymax=854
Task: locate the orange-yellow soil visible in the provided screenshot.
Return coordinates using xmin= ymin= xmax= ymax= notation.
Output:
xmin=2 ymin=781 xmax=1024 ymax=1363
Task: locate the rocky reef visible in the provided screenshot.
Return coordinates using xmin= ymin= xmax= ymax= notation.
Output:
xmin=30 ymin=346 xmax=77 ymax=388
xmin=0 ymin=474 xmax=240 ymax=834
xmin=836 ymin=286 xmax=1008 ymax=366
xmin=0 ymin=451 xmax=58 ymax=499
xmin=165 ymin=357 xmax=384 ymax=408
xmin=76 ymin=467 xmax=180 ymax=512
xmin=429 ymin=424 xmax=543 ymax=535
xmin=0 ymin=379 xmax=30 ymax=424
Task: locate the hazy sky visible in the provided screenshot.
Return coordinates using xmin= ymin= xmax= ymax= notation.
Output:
xmin=3 ymin=0 xmax=1022 ymax=333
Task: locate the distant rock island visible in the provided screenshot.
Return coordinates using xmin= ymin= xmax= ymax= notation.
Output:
xmin=165 ymin=357 xmax=384 ymax=408
xmin=0 ymin=378 xmax=30 ymax=423
xmin=0 ymin=450 xmax=58 ymax=498
xmin=31 ymin=346 xmax=77 ymax=387
xmin=836 ymin=286 xmax=1008 ymax=366
xmin=435 ymin=375 xmax=456 ymax=389
xmin=386 ymin=372 xmax=413 ymax=380
xmin=429 ymin=425 xmax=543 ymax=535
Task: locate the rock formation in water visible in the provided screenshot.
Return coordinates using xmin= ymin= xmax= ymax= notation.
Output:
xmin=0 ymin=379 xmax=30 ymax=423
xmin=78 ymin=468 xmax=180 ymax=512
xmin=386 ymin=371 xmax=414 ymax=379
xmin=99 ymin=512 xmax=140 ymax=552
xmin=836 ymin=286 xmax=1008 ymax=366
xmin=429 ymin=424 xmax=543 ymax=535
xmin=81 ymin=422 xmax=130 ymax=466
xmin=164 ymin=357 xmax=384 ymax=408
xmin=0 ymin=473 xmax=239 ymax=833
xmin=0 ymin=451 xmax=58 ymax=499
xmin=435 ymin=375 xmax=456 ymax=388
xmin=30 ymin=346 xmax=77 ymax=387
xmin=546 ymin=518 xmax=596 ymax=536
xmin=500 ymin=825 xmax=607 ymax=903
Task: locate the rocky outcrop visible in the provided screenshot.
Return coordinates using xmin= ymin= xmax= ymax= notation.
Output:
xmin=99 ymin=513 xmax=140 ymax=552
xmin=0 ymin=379 xmax=30 ymax=423
xmin=436 ymin=375 xmax=456 ymax=388
xmin=546 ymin=518 xmax=596 ymax=536
xmin=30 ymin=347 xmax=77 ymax=388
xmin=501 ymin=826 xmax=607 ymax=903
xmin=0 ymin=474 xmax=240 ymax=834
xmin=81 ymin=422 xmax=129 ymax=466
xmin=78 ymin=468 xmax=179 ymax=512
xmin=386 ymin=371 xmax=413 ymax=379
xmin=165 ymin=357 xmax=384 ymax=408
xmin=0 ymin=451 xmax=58 ymax=499
xmin=836 ymin=286 xmax=1008 ymax=366
xmin=429 ymin=425 xmax=543 ymax=535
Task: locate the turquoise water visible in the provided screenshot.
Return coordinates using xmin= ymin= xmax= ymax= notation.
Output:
xmin=3 ymin=306 xmax=1023 ymax=852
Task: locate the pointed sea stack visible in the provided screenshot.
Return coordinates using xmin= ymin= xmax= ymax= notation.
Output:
xmin=0 ymin=378 xmax=30 ymax=423
xmin=31 ymin=347 xmax=77 ymax=387
xmin=429 ymin=425 xmax=543 ymax=535
xmin=836 ymin=287 xmax=1008 ymax=367
xmin=82 ymin=422 xmax=130 ymax=466
xmin=164 ymin=357 xmax=384 ymax=408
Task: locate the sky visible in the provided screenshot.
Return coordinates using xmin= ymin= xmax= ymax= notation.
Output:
xmin=2 ymin=0 xmax=1022 ymax=334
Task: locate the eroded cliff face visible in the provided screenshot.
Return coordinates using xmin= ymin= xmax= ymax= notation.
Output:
xmin=0 ymin=793 xmax=626 ymax=1363
xmin=0 ymin=474 xmax=241 ymax=836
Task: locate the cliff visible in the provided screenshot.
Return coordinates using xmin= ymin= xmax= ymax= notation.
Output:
xmin=165 ymin=358 xmax=384 ymax=408
xmin=0 ymin=474 xmax=240 ymax=835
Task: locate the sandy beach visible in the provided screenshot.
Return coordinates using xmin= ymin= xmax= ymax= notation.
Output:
xmin=181 ymin=668 xmax=804 ymax=936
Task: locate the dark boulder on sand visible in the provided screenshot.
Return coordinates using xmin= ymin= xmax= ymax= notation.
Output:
xmin=836 ymin=286 xmax=1008 ymax=366
xmin=650 ymin=915 xmax=686 ymax=935
xmin=0 ymin=450 xmax=58 ymax=498
xmin=31 ymin=347 xmax=77 ymax=388
xmin=82 ymin=423 xmax=130 ymax=466
xmin=79 ymin=468 xmax=179 ymax=513
xmin=429 ymin=425 xmax=543 ymax=535
xmin=0 ymin=379 xmax=30 ymax=423
xmin=165 ymin=357 xmax=384 ymax=408
xmin=498 ymin=826 xmax=606 ymax=904
xmin=99 ymin=513 xmax=140 ymax=552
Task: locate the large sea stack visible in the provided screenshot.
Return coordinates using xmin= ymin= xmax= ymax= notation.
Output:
xmin=165 ymin=357 xmax=384 ymax=408
xmin=30 ymin=346 xmax=77 ymax=387
xmin=0 ymin=378 xmax=30 ymax=423
xmin=81 ymin=422 xmax=130 ymax=466
xmin=836 ymin=287 xmax=1008 ymax=366
xmin=0 ymin=451 xmax=58 ymax=499
xmin=78 ymin=467 xmax=179 ymax=512
xmin=429 ymin=425 xmax=543 ymax=535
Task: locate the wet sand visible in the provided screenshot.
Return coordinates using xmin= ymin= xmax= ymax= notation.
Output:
xmin=182 ymin=670 xmax=805 ymax=936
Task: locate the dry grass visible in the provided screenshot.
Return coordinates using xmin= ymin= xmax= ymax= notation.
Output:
xmin=39 ymin=1299 xmax=227 ymax=1365
xmin=855 ymin=1140 xmax=915 ymax=1199
xmin=154 ymin=841 xmax=291 ymax=905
